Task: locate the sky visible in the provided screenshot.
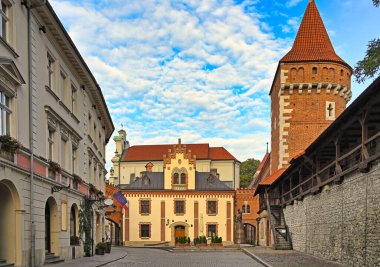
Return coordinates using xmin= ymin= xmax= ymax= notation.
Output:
xmin=50 ymin=0 xmax=380 ymax=167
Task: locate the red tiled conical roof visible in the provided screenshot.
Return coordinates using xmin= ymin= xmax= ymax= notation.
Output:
xmin=280 ymin=0 xmax=350 ymax=68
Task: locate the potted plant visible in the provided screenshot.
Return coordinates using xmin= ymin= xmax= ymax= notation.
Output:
xmin=48 ymin=160 xmax=62 ymax=173
xmin=105 ymin=242 xmax=111 ymax=253
xmin=175 ymin=236 xmax=191 ymax=247
xmin=0 ymin=135 xmax=22 ymax=153
xmin=95 ymin=242 xmax=106 ymax=255
xmin=195 ymin=236 xmax=207 ymax=247
xmin=70 ymin=235 xmax=80 ymax=246
xmin=210 ymin=236 xmax=223 ymax=247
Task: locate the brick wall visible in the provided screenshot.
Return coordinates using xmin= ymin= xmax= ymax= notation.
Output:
xmin=283 ymin=162 xmax=380 ymax=267
xmin=271 ymin=62 xmax=351 ymax=173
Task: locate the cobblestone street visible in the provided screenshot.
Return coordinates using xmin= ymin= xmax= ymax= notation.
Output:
xmin=105 ymin=248 xmax=263 ymax=267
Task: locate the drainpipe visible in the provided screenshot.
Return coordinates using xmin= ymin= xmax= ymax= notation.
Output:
xmin=25 ymin=1 xmax=47 ymax=266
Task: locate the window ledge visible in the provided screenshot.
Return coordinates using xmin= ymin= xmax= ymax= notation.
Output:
xmin=45 ymin=85 xmax=60 ymax=101
xmin=207 ymin=214 xmax=217 ymax=216
xmin=59 ymin=100 xmax=71 ymax=114
xmin=71 ymin=113 xmax=80 ymax=124
xmin=141 ymin=237 xmax=150 ymax=240
xmin=0 ymin=37 xmax=19 ymax=58
xmin=140 ymin=213 xmax=150 ymax=216
xmin=175 ymin=213 xmax=185 ymax=216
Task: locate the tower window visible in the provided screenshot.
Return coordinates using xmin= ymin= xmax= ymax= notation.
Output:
xmin=340 ymin=69 xmax=344 ymax=76
xmin=312 ymin=67 xmax=317 ymax=74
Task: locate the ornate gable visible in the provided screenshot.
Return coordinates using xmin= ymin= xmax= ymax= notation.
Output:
xmin=163 ymin=139 xmax=196 ymax=190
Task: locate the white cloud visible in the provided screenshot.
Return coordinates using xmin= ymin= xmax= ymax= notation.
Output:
xmin=286 ymin=0 xmax=304 ymax=8
xmin=51 ymin=0 xmax=289 ymax=166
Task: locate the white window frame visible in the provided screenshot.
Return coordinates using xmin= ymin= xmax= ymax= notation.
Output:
xmin=0 ymin=90 xmax=11 ymax=135
xmin=0 ymin=0 xmax=9 ymax=41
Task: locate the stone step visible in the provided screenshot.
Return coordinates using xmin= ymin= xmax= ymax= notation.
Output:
xmin=45 ymin=255 xmax=59 ymax=260
xmin=0 ymin=260 xmax=5 ymax=264
xmin=44 ymin=258 xmax=64 ymax=265
xmin=0 ymin=262 xmax=14 ymax=267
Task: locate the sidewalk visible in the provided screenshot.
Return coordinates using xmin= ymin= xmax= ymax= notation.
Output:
xmin=242 ymin=247 xmax=344 ymax=267
xmin=51 ymin=247 xmax=127 ymax=267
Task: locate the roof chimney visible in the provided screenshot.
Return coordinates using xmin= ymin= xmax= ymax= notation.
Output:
xmin=178 ymin=138 xmax=181 ymax=145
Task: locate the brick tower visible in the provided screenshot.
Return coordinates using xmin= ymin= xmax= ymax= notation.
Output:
xmin=270 ymin=0 xmax=352 ymax=173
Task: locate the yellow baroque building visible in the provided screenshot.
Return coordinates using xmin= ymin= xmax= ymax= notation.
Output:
xmin=108 ymin=130 xmax=239 ymax=246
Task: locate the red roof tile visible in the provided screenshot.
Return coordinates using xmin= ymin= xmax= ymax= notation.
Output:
xmin=258 ymin=169 xmax=285 ymax=186
xmin=253 ymin=168 xmax=286 ymax=196
xmin=280 ymin=0 xmax=350 ymax=68
xmin=122 ymin=144 xmax=237 ymax=162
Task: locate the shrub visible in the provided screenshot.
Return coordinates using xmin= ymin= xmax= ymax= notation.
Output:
xmin=96 ymin=242 xmax=107 ymax=249
xmin=187 ymin=237 xmax=190 ymax=244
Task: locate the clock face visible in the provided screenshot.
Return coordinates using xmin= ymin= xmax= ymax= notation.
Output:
xmin=104 ymin=198 xmax=114 ymax=206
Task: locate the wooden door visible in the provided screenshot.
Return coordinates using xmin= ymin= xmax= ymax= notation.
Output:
xmin=175 ymin=226 xmax=185 ymax=238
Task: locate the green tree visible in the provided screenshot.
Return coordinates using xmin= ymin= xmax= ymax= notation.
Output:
xmin=354 ymin=1 xmax=380 ymax=83
xmin=240 ymin=158 xmax=260 ymax=188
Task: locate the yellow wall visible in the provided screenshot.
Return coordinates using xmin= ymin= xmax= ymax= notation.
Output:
xmin=123 ymin=192 xmax=234 ymax=245
xmin=164 ymin=152 xmax=195 ymax=190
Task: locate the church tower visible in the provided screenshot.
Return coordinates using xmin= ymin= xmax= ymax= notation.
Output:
xmin=270 ymin=0 xmax=352 ymax=173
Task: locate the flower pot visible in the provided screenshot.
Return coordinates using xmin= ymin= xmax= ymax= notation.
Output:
xmin=210 ymin=243 xmax=223 ymax=247
xmin=196 ymin=243 xmax=207 ymax=247
xmin=95 ymin=248 xmax=105 ymax=255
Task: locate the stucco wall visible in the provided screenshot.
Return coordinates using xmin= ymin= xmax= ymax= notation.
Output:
xmin=123 ymin=192 xmax=234 ymax=245
xmin=283 ymin=162 xmax=380 ymax=267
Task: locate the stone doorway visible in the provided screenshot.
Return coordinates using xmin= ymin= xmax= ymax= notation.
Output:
xmin=169 ymin=222 xmax=190 ymax=245
xmin=0 ymin=180 xmax=21 ymax=266
xmin=45 ymin=197 xmax=59 ymax=255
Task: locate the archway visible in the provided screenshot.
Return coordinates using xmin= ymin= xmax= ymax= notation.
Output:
xmin=169 ymin=221 xmax=190 ymax=245
xmin=243 ymin=223 xmax=256 ymax=245
xmin=0 ymin=180 xmax=21 ymax=266
xmin=45 ymin=197 xmax=59 ymax=255
xmin=70 ymin=204 xmax=79 ymax=240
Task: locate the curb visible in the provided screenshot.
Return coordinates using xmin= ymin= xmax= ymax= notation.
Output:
xmin=93 ymin=253 xmax=128 ymax=267
xmin=241 ymin=248 xmax=273 ymax=267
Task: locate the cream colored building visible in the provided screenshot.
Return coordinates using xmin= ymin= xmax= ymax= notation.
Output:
xmin=0 ymin=1 xmax=114 ymax=266
xmin=109 ymin=132 xmax=239 ymax=246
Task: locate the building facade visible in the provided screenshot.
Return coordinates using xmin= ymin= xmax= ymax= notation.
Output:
xmin=108 ymin=133 xmax=238 ymax=246
xmin=252 ymin=0 xmax=352 ymax=249
xmin=0 ymin=1 xmax=114 ymax=266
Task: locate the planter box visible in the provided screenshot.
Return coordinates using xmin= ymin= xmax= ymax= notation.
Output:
xmin=210 ymin=243 xmax=223 ymax=247
xmin=195 ymin=243 xmax=207 ymax=247
xmin=95 ymin=248 xmax=105 ymax=255
xmin=176 ymin=243 xmax=191 ymax=247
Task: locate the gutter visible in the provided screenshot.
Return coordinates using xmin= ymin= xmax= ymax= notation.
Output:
xmin=24 ymin=1 xmax=47 ymax=266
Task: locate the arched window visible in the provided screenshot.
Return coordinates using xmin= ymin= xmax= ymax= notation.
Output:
xmin=312 ymin=67 xmax=317 ymax=74
xmin=174 ymin=173 xmax=179 ymax=184
xmin=70 ymin=206 xmax=76 ymax=237
xmin=246 ymin=205 xmax=250 ymax=213
xmin=180 ymin=173 xmax=186 ymax=184
xmin=242 ymin=205 xmax=246 ymax=213
xmin=340 ymin=69 xmax=344 ymax=76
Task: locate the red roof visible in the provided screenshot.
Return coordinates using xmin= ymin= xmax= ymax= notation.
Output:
xmin=253 ymin=168 xmax=285 ymax=196
xmin=256 ymin=152 xmax=270 ymax=173
xmin=258 ymin=169 xmax=285 ymax=186
xmin=122 ymin=144 xmax=238 ymax=162
xmin=280 ymin=0 xmax=350 ymax=68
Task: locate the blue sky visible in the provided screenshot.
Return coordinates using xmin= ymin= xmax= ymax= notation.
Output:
xmin=50 ymin=0 xmax=380 ymax=165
